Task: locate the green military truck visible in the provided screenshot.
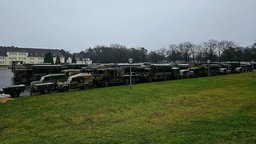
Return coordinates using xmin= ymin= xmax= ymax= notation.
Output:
xmin=81 ymin=65 xmax=125 ymax=87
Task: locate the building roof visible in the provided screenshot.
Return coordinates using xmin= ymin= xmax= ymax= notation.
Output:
xmin=0 ymin=46 xmax=64 ymax=57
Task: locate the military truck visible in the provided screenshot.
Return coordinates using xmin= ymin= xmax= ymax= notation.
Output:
xmin=57 ymin=73 xmax=93 ymax=91
xmin=30 ymin=73 xmax=67 ymax=94
xmin=13 ymin=64 xmax=62 ymax=84
xmin=149 ymin=64 xmax=173 ymax=81
xmin=0 ymin=84 xmax=26 ymax=98
xmin=189 ymin=66 xmax=206 ymax=77
xmin=81 ymin=65 xmax=126 ymax=87
xmin=177 ymin=64 xmax=191 ymax=79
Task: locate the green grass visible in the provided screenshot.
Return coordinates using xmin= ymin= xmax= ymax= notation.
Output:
xmin=1 ymin=73 xmax=256 ymax=144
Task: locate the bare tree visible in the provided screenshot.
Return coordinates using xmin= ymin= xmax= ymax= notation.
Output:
xmin=222 ymin=47 xmax=242 ymax=62
xmin=168 ymin=44 xmax=179 ymax=63
xmin=194 ymin=44 xmax=205 ymax=62
xmin=189 ymin=44 xmax=197 ymax=63
xmin=203 ymin=40 xmax=219 ymax=61
xmin=178 ymin=42 xmax=193 ymax=63
xmin=157 ymin=47 xmax=168 ymax=60
xmin=218 ymin=40 xmax=237 ymax=63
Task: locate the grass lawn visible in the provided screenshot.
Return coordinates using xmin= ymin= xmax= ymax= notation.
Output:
xmin=1 ymin=73 xmax=256 ymax=143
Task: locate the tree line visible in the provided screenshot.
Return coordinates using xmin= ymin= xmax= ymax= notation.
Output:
xmin=71 ymin=40 xmax=256 ymax=64
xmin=74 ymin=44 xmax=148 ymax=63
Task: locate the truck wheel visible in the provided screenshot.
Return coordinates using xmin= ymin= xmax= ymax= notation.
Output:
xmin=40 ymin=89 xmax=50 ymax=94
xmin=10 ymin=92 xmax=20 ymax=98
xmin=102 ymin=80 xmax=109 ymax=87
xmin=80 ymin=85 xmax=84 ymax=90
xmin=45 ymin=89 xmax=51 ymax=94
xmin=80 ymin=85 xmax=87 ymax=90
xmin=148 ymin=76 xmax=152 ymax=82
xmin=64 ymin=87 xmax=69 ymax=91
xmin=59 ymin=87 xmax=67 ymax=92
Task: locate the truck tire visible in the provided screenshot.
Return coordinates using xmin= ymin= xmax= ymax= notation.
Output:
xmin=59 ymin=87 xmax=68 ymax=92
xmin=40 ymin=89 xmax=50 ymax=94
xmin=84 ymin=85 xmax=89 ymax=90
xmin=102 ymin=80 xmax=109 ymax=87
xmin=64 ymin=87 xmax=69 ymax=91
xmin=10 ymin=92 xmax=20 ymax=98
xmin=148 ymin=76 xmax=152 ymax=82
xmin=45 ymin=89 xmax=51 ymax=94
xmin=80 ymin=85 xmax=85 ymax=90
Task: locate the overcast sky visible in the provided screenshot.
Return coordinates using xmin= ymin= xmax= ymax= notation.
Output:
xmin=1 ymin=0 xmax=256 ymax=53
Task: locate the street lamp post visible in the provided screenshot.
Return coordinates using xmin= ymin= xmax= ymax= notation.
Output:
xmin=128 ymin=58 xmax=133 ymax=91
xmin=207 ymin=60 xmax=211 ymax=79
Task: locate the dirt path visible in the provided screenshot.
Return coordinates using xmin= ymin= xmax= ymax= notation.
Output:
xmin=0 ymin=97 xmax=13 ymax=103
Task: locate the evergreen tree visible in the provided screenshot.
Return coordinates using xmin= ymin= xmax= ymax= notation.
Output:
xmin=44 ymin=51 xmax=54 ymax=64
xmin=72 ymin=55 xmax=77 ymax=63
xmin=55 ymin=55 xmax=61 ymax=64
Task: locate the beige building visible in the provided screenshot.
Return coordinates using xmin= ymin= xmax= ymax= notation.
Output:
xmin=0 ymin=46 xmax=65 ymax=66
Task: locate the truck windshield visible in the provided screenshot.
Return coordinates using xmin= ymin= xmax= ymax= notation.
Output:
xmin=40 ymin=76 xmax=45 ymax=82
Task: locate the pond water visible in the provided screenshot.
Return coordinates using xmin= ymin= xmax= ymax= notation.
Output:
xmin=0 ymin=69 xmax=14 ymax=97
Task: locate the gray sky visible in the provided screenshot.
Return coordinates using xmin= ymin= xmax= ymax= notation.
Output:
xmin=1 ymin=0 xmax=256 ymax=53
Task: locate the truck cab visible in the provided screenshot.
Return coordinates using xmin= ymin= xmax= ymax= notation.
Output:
xmin=57 ymin=73 xmax=93 ymax=91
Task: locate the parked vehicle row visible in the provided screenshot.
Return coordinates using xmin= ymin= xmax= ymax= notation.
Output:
xmin=2 ymin=62 xmax=253 ymax=97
